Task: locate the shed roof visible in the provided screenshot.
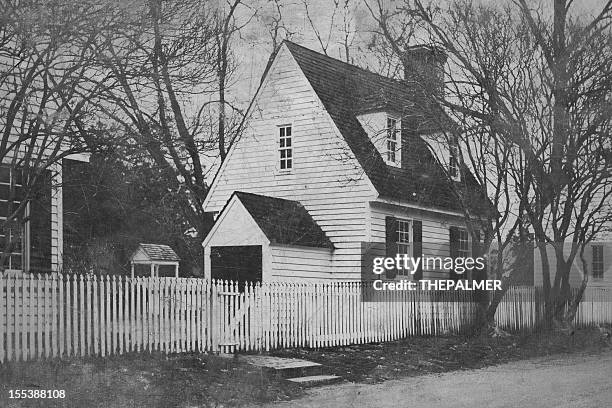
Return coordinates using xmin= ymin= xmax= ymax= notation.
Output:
xmin=233 ymin=191 xmax=334 ymax=249
xmin=132 ymin=243 xmax=180 ymax=262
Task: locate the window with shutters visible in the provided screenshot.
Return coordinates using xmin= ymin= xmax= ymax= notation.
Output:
xmin=386 ymin=216 xmax=422 ymax=279
xmin=457 ymin=228 xmax=469 ymax=258
xmin=395 ymin=218 xmax=411 ymax=275
xmin=449 ymin=226 xmax=470 ymax=280
xmin=0 ymin=166 xmax=24 ymax=270
xmin=593 ymin=245 xmax=604 ymax=279
xmin=29 ymin=169 xmax=52 ymax=273
xmin=278 ymin=125 xmax=292 ymax=171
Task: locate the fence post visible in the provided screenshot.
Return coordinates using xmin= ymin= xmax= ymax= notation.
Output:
xmin=0 ymin=274 xmax=4 ymax=363
xmin=50 ymin=274 xmax=57 ymax=360
xmin=80 ymin=274 xmax=85 ymax=357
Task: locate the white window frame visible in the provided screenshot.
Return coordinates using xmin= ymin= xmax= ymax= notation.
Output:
xmin=0 ymin=166 xmax=25 ymax=271
xmin=278 ymin=124 xmax=293 ymax=171
xmin=395 ymin=218 xmax=412 ymax=275
xmin=457 ymin=227 xmax=470 ymax=258
xmin=449 ymin=135 xmax=460 ymax=181
xmin=385 ymin=116 xmax=401 ymax=167
xmin=593 ymin=244 xmax=604 ymax=279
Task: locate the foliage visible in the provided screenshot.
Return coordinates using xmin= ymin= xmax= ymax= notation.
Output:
xmin=63 ymin=149 xmax=203 ymax=276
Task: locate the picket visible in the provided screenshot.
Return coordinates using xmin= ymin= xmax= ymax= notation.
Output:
xmin=0 ymin=274 xmax=611 ymax=363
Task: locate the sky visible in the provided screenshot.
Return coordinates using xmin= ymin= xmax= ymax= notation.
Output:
xmin=227 ymin=0 xmax=376 ymax=106
xmin=205 ymin=0 xmax=612 ymax=183
xmin=226 ymin=0 xmax=612 ymax=107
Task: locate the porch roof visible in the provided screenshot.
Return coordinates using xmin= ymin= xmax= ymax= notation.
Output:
xmin=233 ymin=191 xmax=334 ymax=250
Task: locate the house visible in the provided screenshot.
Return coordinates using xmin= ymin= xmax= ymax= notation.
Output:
xmin=202 ymin=41 xmax=483 ymax=282
xmin=533 ymin=233 xmax=612 ymax=288
xmin=0 ymin=155 xmax=89 ymax=275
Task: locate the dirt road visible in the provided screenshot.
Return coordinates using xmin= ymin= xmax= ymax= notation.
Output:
xmin=266 ymin=351 xmax=612 ymax=408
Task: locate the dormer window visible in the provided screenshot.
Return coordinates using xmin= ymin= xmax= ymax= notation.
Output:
xmin=386 ymin=117 xmax=400 ymax=166
xmin=355 ymin=112 xmax=402 ymax=168
xmin=449 ymin=135 xmax=460 ymax=181
xmin=279 ymin=125 xmax=292 ymax=170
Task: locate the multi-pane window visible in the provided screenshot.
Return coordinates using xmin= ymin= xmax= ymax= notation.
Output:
xmin=386 ymin=117 xmax=398 ymax=164
xmin=457 ymin=228 xmax=470 ymax=258
xmin=593 ymin=245 xmax=604 ymax=279
xmin=0 ymin=166 xmax=24 ymax=270
xmin=395 ymin=219 xmax=411 ymax=275
xmin=449 ymin=136 xmax=460 ymax=179
xmin=279 ymin=125 xmax=292 ymax=170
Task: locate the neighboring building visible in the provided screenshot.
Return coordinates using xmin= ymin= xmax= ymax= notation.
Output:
xmin=202 ymin=41 xmax=483 ymax=282
xmin=533 ymin=233 xmax=612 ymax=288
xmin=0 ymin=156 xmax=89 ymax=275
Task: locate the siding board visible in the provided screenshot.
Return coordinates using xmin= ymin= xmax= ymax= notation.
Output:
xmin=204 ymin=45 xmax=375 ymax=279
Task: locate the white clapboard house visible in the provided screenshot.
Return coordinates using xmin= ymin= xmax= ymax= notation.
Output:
xmin=0 ymin=154 xmax=89 ymax=275
xmin=202 ymin=41 xmax=484 ymax=282
xmin=533 ymin=233 xmax=612 ymax=288
xmin=0 ymin=155 xmax=89 ymax=275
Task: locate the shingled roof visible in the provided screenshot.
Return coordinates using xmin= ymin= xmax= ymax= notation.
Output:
xmin=283 ymin=41 xmax=484 ymax=212
xmin=134 ymin=243 xmax=180 ymax=262
xmin=234 ymin=191 xmax=334 ymax=249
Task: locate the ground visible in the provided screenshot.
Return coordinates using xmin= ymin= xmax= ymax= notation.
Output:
xmin=0 ymin=353 xmax=302 ymax=408
xmin=0 ymin=327 xmax=609 ymax=407
xmin=265 ymin=351 xmax=612 ymax=408
xmin=270 ymin=326 xmax=611 ymax=383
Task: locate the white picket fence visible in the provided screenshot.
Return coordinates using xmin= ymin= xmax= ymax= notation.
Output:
xmin=495 ymin=286 xmax=612 ymax=331
xmin=0 ymin=274 xmax=215 ymax=363
xmin=214 ymin=280 xmax=477 ymax=353
xmin=1 ymin=274 xmax=611 ymax=363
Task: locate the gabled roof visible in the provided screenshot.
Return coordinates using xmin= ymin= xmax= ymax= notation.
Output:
xmin=233 ymin=191 xmax=334 ymax=249
xmin=284 ymin=41 xmax=484 ymax=212
xmin=132 ymin=243 xmax=180 ymax=262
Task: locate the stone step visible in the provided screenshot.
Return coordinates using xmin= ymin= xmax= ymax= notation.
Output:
xmin=238 ymin=355 xmax=323 ymax=378
xmin=286 ymin=375 xmax=343 ymax=387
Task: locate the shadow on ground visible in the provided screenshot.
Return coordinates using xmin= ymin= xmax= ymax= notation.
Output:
xmin=0 ymin=326 xmax=609 ymax=407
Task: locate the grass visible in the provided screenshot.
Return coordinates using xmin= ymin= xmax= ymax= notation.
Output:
xmin=272 ymin=325 xmax=612 ymax=383
xmin=0 ymin=352 xmax=303 ymax=407
xmin=0 ymin=326 xmax=610 ymax=407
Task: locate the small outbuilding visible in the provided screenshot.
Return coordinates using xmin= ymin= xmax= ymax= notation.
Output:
xmin=129 ymin=243 xmax=180 ymax=278
xmin=202 ymin=191 xmax=334 ymax=282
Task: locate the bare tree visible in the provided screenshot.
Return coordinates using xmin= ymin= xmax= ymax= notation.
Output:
xmin=514 ymin=0 xmax=612 ymax=325
xmin=0 ymin=0 xmax=100 ymax=271
xmin=214 ymin=0 xmax=253 ymax=161
xmin=300 ymin=0 xmax=358 ymax=62
xmin=258 ymin=0 xmax=297 ymax=56
xmin=84 ymin=0 xmax=253 ymax=239
xmin=369 ymin=0 xmax=612 ymax=327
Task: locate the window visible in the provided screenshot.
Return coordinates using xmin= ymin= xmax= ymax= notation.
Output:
xmin=395 ymin=219 xmax=412 ymax=275
xmin=449 ymin=226 xmax=470 ymax=280
xmin=593 ymin=245 xmax=604 ymax=279
xmin=449 ymin=135 xmax=460 ymax=179
xmin=386 ymin=117 xmax=399 ymax=164
xmin=0 ymin=166 xmax=24 ymax=270
xmin=279 ymin=125 xmax=292 ymax=170
xmin=457 ymin=228 xmax=470 ymax=258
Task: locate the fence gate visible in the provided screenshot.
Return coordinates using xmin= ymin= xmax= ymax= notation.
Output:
xmin=214 ymin=281 xmax=262 ymax=354
xmin=2 ymin=275 xmax=612 ymax=363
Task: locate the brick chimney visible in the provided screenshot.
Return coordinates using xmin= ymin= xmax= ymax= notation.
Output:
xmin=403 ymin=45 xmax=447 ymax=98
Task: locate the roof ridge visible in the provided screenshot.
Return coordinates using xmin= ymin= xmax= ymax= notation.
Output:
xmin=234 ymin=190 xmax=305 ymax=207
xmin=283 ymin=40 xmax=408 ymax=88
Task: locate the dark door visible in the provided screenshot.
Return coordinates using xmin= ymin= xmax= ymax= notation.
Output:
xmin=210 ymin=245 xmax=262 ymax=285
